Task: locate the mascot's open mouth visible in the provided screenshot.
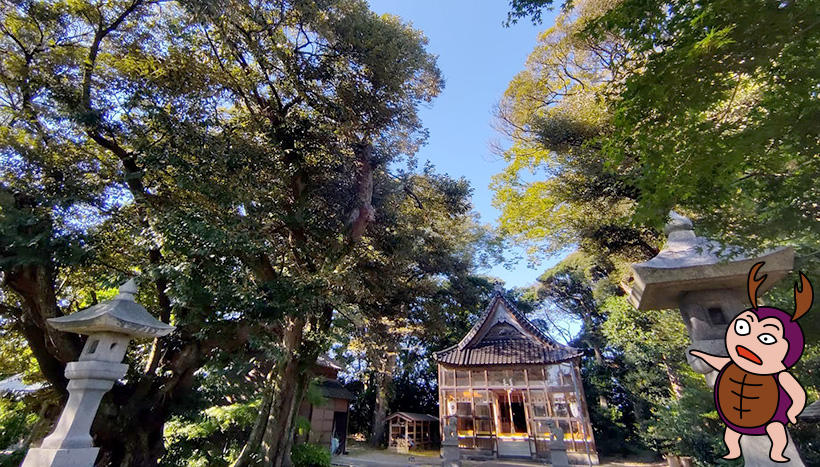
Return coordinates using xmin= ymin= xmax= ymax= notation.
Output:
xmin=736 ymin=345 xmax=763 ymax=365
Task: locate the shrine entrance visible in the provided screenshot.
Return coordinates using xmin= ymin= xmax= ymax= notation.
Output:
xmin=495 ymin=389 xmax=530 ymax=457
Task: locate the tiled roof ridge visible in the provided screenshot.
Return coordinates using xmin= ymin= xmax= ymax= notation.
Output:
xmin=452 ymin=291 xmax=572 ymax=352
xmin=433 ymin=291 xmax=582 ymax=365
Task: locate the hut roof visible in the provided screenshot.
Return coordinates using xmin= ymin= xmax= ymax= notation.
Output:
xmin=434 ymin=291 xmax=580 ymax=367
xmin=0 ymin=374 xmax=46 ymax=395
xmin=386 ymin=412 xmax=438 ymax=423
xmin=318 ymin=379 xmax=353 ymax=400
xmin=316 ymin=355 xmax=343 ymax=371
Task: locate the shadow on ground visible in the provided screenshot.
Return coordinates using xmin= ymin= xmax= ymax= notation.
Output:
xmin=331 ymin=445 xmax=666 ymax=467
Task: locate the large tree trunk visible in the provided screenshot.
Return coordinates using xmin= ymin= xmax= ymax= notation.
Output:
xmin=5 ymin=262 xmax=82 ymax=391
xmin=93 ymin=413 xmax=166 ymax=467
xmin=231 ymin=386 xmax=274 ymax=467
xmin=92 ymin=334 xmax=205 ymax=466
xmin=228 ymin=316 xmax=308 ymax=467
xmin=367 ymin=336 xmax=397 ymax=448
xmin=369 ymin=370 xmax=390 ymax=448
xmin=262 ymin=355 xmax=307 ymax=467
xmin=588 ymin=343 xmax=609 ymax=409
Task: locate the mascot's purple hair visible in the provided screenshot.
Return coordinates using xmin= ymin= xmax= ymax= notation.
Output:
xmin=746 ymin=262 xmax=814 ymax=368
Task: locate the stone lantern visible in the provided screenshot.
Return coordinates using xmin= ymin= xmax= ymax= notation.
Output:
xmin=626 ymin=212 xmax=803 ymax=466
xmin=22 ymin=280 xmax=175 ymax=467
xmin=627 ymin=212 xmax=794 ymax=385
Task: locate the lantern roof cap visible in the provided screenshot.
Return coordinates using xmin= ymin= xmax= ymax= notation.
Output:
xmin=48 ymin=280 xmax=175 ymax=339
xmin=627 ymin=212 xmax=793 ymax=310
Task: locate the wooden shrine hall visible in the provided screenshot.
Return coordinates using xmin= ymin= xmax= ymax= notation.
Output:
xmin=434 ymin=291 xmax=598 ymax=464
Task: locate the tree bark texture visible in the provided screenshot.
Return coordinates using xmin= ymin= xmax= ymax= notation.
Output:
xmin=367 ymin=338 xmax=398 ymax=447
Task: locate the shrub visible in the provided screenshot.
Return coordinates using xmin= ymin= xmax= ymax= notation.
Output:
xmin=291 ymin=443 xmax=331 ymax=467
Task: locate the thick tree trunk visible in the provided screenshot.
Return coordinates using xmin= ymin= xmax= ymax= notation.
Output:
xmin=348 ymin=142 xmax=375 ymax=242
xmin=262 ymin=358 xmax=307 ymax=467
xmin=256 ymin=317 xmax=308 ymax=467
xmin=231 ymin=386 xmax=274 ymax=467
xmin=92 ymin=337 xmax=205 ymax=466
xmin=93 ymin=413 xmax=166 ymax=467
xmin=369 ymin=371 xmax=390 ymax=448
xmin=5 ymin=263 xmax=81 ymax=391
xmin=590 ymin=345 xmax=609 ymax=409
xmin=367 ymin=338 xmax=397 ymax=448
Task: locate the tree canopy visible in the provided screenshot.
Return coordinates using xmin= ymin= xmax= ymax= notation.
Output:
xmin=493 ymin=0 xmax=820 ymax=463
xmin=0 ymin=0 xmax=493 ymax=464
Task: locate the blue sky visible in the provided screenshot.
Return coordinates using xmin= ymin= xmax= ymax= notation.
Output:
xmin=367 ymin=0 xmax=563 ymax=288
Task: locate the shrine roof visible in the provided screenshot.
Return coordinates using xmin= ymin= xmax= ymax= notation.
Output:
xmin=434 ymin=291 xmax=580 ymax=367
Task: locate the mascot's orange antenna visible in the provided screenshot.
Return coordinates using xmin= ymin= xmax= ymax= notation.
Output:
xmin=793 ymin=272 xmax=813 ymax=321
xmin=747 ymin=262 xmax=767 ymax=309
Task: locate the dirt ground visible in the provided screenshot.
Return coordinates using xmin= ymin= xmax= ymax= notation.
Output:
xmin=332 ymin=444 xmax=666 ymax=467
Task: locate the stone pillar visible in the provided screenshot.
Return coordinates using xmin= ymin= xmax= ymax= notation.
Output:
xmin=440 ymin=415 xmax=460 ymax=467
xmin=547 ymin=420 xmax=570 ymax=467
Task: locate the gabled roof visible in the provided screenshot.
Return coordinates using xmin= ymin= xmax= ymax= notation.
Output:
xmin=434 ymin=291 xmax=581 ymax=367
xmin=318 ymin=379 xmax=353 ymax=400
xmin=316 ymin=355 xmax=343 ymax=371
xmin=386 ymin=412 xmax=439 ymax=423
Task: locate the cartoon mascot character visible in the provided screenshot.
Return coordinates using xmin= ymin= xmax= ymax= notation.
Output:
xmin=690 ymin=262 xmax=812 ymax=462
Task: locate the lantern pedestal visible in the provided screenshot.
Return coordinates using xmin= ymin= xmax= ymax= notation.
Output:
xmin=22 ymin=356 xmax=129 ymax=467
xmin=547 ymin=420 xmax=570 ymax=467
xmin=21 ymin=448 xmax=100 ymax=467
xmin=440 ymin=415 xmax=460 ymax=467
xmin=740 ymin=434 xmax=804 ymax=467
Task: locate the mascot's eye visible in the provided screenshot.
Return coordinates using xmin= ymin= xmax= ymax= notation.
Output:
xmin=734 ymin=319 xmax=751 ymax=336
xmin=758 ymin=333 xmax=777 ymax=345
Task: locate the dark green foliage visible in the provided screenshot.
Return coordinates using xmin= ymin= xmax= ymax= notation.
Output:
xmin=291 ymin=443 xmax=331 ymax=467
xmin=342 ymin=379 xmax=375 ymax=437
xmin=0 ymin=450 xmax=24 ymax=467
xmin=500 ymin=0 xmax=819 ymax=461
xmin=579 ymin=359 xmax=635 ymax=456
xmin=0 ymin=398 xmax=34 ymax=450
xmin=0 ymin=0 xmax=454 ymax=463
xmin=389 ymin=349 xmax=439 ymax=416
xmin=790 ymin=423 xmax=820 ymax=467
xmin=644 ymin=384 xmax=729 ymax=466
xmin=505 ymin=0 xmax=560 ymax=26
xmin=586 ymin=0 xmax=820 ymax=271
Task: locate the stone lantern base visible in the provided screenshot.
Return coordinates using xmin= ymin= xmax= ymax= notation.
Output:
xmin=21 ymin=447 xmax=99 ymax=467
xmin=740 ymin=434 xmax=804 ymax=467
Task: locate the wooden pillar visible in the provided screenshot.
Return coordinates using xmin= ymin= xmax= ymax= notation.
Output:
xmin=506 ymin=386 xmax=514 ymax=434
xmin=438 ymin=365 xmax=444 ymax=443
xmin=570 ymin=358 xmax=595 ymax=465
xmin=542 ymin=365 xmax=553 ymax=417
xmin=524 ymin=368 xmax=535 ymax=457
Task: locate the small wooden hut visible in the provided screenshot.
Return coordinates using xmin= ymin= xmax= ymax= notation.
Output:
xmin=386 ymin=412 xmax=439 ymax=451
xmin=434 ymin=291 xmax=598 ymax=464
xmin=296 ymin=357 xmax=353 ymax=454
